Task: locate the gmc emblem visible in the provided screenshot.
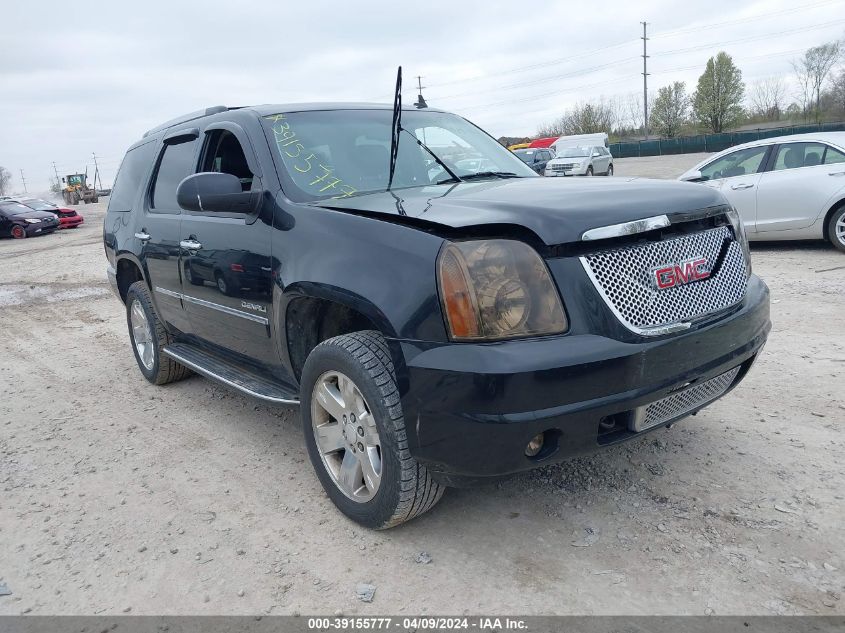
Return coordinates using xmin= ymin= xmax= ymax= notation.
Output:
xmin=653 ymin=257 xmax=711 ymax=290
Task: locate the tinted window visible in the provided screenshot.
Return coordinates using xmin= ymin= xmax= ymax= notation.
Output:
xmin=108 ymin=140 xmax=157 ymax=212
xmin=700 ymin=146 xmax=768 ymax=181
xmin=772 ymin=142 xmax=827 ymax=171
xmin=824 ymin=145 xmax=845 ymax=164
xmin=0 ymin=202 xmax=35 ymax=216
xmin=151 ymin=140 xmax=198 ymax=212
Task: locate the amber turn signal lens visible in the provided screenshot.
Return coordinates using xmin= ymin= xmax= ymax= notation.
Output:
xmin=438 ymin=247 xmax=480 ymax=338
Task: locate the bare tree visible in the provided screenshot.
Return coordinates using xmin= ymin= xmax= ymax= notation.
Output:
xmin=650 ymin=82 xmax=689 ymax=138
xmin=0 ymin=167 xmax=11 ymax=197
xmin=829 ymin=68 xmax=845 ymax=116
xmin=750 ymin=77 xmax=787 ymax=121
xmin=792 ymin=42 xmax=841 ymax=122
xmin=625 ymin=92 xmax=644 ymax=132
xmin=538 ymin=100 xmax=618 ymax=137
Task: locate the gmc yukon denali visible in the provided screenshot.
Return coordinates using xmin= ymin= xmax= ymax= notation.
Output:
xmin=103 ymin=103 xmax=770 ymax=528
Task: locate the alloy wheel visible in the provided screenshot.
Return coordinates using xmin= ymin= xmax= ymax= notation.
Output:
xmin=311 ymin=371 xmax=382 ymax=502
xmin=836 ymin=215 xmax=845 ymax=247
xmin=130 ymin=300 xmax=155 ymax=371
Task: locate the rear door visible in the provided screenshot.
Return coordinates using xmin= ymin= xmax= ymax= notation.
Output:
xmin=755 ymin=141 xmax=845 ymax=234
xmin=179 ymin=123 xmax=276 ymax=365
xmin=140 ymin=130 xmax=200 ymax=333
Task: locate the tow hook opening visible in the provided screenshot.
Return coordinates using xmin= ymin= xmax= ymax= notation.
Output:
xmin=525 ymin=429 xmax=561 ymax=461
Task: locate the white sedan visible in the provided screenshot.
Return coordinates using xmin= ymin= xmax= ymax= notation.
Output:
xmin=678 ymin=132 xmax=845 ymax=252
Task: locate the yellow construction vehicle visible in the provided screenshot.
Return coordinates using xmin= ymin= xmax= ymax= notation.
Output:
xmin=62 ymin=173 xmax=99 ymax=205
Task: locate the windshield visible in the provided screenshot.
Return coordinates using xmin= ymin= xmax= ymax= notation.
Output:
xmin=262 ymin=109 xmax=537 ymax=202
xmin=556 ymin=147 xmax=591 ymax=158
xmin=21 ymin=199 xmax=56 ymax=212
xmin=0 ymin=202 xmax=36 ymax=216
xmin=513 ymin=150 xmax=535 ymax=163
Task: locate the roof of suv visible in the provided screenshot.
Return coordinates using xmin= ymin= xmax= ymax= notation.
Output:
xmin=143 ymin=103 xmax=447 ymax=138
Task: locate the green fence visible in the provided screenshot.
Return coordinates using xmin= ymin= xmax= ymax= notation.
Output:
xmin=609 ymin=122 xmax=845 ymax=158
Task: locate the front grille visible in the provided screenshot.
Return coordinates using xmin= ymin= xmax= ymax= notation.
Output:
xmin=552 ymin=163 xmax=575 ymax=171
xmin=634 ymin=366 xmax=741 ymax=431
xmin=580 ymin=225 xmax=748 ymax=334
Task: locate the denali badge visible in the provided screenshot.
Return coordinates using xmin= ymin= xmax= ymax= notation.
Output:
xmin=241 ymin=301 xmax=267 ymax=313
xmin=653 ymin=257 xmax=710 ymax=290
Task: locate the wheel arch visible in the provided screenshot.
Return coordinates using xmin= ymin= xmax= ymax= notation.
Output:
xmin=821 ymin=197 xmax=845 ymax=242
xmin=281 ymin=283 xmax=400 ymax=384
xmin=114 ymin=254 xmax=147 ymax=303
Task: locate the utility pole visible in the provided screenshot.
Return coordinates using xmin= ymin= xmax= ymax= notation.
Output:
xmin=92 ymin=152 xmax=101 ymax=191
xmin=641 ymin=21 xmax=649 ymax=139
xmin=52 ymin=161 xmax=61 ymax=189
xmin=19 ymin=169 xmax=27 ymax=193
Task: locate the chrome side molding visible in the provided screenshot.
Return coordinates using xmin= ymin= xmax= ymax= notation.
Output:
xmin=581 ymin=214 xmax=671 ymax=241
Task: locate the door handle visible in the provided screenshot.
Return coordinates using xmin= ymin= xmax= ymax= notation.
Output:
xmin=731 ymin=183 xmax=755 ymax=190
xmin=829 ymin=171 xmax=845 ymax=176
xmin=179 ymin=239 xmax=203 ymax=250
xmin=134 ymin=231 xmax=151 ymax=242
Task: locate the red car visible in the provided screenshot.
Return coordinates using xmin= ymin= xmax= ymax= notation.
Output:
xmin=17 ymin=197 xmax=84 ymax=228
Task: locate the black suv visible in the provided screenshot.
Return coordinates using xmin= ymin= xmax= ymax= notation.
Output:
xmin=104 ymin=104 xmax=770 ymax=528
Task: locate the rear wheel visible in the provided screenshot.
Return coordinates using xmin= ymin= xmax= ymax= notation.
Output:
xmin=301 ymin=331 xmax=444 ymax=529
xmin=606 ymin=164 xmax=614 ymax=176
xmin=11 ymin=225 xmax=26 ymax=239
xmin=829 ymin=206 xmax=845 ymax=253
xmin=125 ymin=281 xmax=192 ymax=385
xmin=586 ymin=166 xmax=593 ymax=176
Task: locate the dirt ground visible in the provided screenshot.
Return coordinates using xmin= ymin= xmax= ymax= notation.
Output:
xmin=1 ymin=157 xmax=843 ymax=616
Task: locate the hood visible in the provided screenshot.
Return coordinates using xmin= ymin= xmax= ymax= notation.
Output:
xmin=313 ymin=177 xmax=727 ymax=246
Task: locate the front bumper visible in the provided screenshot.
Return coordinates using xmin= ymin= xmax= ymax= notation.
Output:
xmin=25 ymin=222 xmax=59 ymax=236
xmin=59 ymin=216 xmax=83 ymax=228
xmin=397 ymin=275 xmax=770 ymax=486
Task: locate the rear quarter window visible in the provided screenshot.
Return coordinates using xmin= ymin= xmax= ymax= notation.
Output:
xmin=108 ymin=140 xmax=157 ymax=213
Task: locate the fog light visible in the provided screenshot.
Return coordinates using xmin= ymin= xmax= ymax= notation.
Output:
xmin=525 ymin=433 xmax=544 ymax=457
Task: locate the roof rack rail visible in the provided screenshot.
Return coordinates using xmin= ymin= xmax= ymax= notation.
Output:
xmin=142 ymin=105 xmax=228 ymax=138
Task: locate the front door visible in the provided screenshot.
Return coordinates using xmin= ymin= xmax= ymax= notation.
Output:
xmin=141 ymin=133 xmax=200 ymax=333
xmin=698 ymin=144 xmax=771 ymax=234
xmin=179 ymin=126 xmax=275 ymax=366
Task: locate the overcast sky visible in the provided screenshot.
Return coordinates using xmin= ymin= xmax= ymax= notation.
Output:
xmin=1 ymin=0 xmax=843 ymax=192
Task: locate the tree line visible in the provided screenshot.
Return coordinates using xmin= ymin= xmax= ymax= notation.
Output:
xmin=534 ymin=38 xmax=844 ymax=140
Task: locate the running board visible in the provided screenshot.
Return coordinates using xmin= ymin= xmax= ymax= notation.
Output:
xmin=163 ymin=343 xmax=300 ymax=405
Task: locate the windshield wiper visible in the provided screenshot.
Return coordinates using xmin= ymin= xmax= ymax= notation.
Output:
xmin=402 ymin=129 xmax=461 ymax=185
xmin=460 ymin=171 xmax=522 ymax=180
xmin=387 ymin=66 xmax=402 ymax=191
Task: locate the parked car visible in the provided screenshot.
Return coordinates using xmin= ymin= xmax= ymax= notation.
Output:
xmin=0 ymin=200 xmax=60 ymax=238
xmin=104 ymin=103 xmax=769 ymax=528
xmin=16 ymin=197 xmax=84 ymax=229
xmin=545 ymin=145 xmax=613 ymax=176
xmin=513 ymin=148 xmax=553 ymax=174
xmin=679 ymin=132 xmax=845 ymax=252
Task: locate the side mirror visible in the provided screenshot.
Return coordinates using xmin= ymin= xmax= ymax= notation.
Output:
xmin=679 ymin=170 xmax=703 ymax=182
xmin=176 ymin=172 xmax=258 ymax=213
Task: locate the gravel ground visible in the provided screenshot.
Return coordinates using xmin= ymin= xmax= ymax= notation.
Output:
xmin=0 ymin=159 xmax=843 ymax=615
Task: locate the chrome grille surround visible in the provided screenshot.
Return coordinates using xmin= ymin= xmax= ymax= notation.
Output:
xmin=631 ymin=366 xmax=741 ymax=432
xmin=580 ymin=225 xmax=748 ymax=336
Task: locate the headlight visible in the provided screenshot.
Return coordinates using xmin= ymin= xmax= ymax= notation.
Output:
xmin=24 ymin=218 xmax=40 ymax=224
xmin=437 ymin=239 xmax=568 ymax=340
xmin=725 ymin=206 xmax=751 ymax=272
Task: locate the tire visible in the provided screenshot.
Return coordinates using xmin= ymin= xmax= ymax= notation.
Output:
xmin=828 ymin=205 xmax=845 ymax=253
xmin=301 ymin=331 xmax=444 ymax=529
xmin=11 ymin=225 xmax=26 ymax=239
xmin=125 ymin=281 xmax=192 ymax=385
xmin=72 ymin=194 xmax=80 ymax=204
xmin=92 ymin=197 xmax=99 ymax=203
xmin=606 ymin=163 xmax=614 ymax=176
xmin=185 ymin=265 xmax=203 ymax=286
xmin=215 ymin=273 xmax=230 ymax=295
xmin=586 ymin=166 xmax=593 ymax=176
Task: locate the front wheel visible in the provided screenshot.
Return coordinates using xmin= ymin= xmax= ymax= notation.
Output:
xmin=829 ymin=206 xmax=845 ymax=253
xmin=301 ymin=331 xmax=444 ymax=529
xmin=606 ymin=164 xmax=614 ymax=176
xmin=586 ymin=166 xmax=593 ymax=176
xmin=11 ymin=225 xmax=26 ymax=239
